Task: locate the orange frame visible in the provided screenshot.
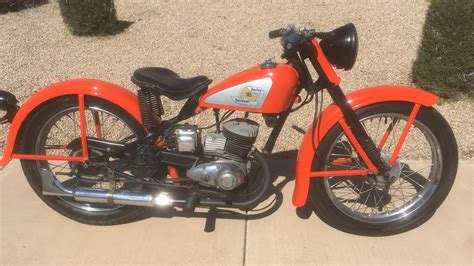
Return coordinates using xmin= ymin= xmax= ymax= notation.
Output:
xmin=0 ymin=49 xmax=432 ymax=214
xmin=199 ymin=64 xmax=300 ymax=113
xmin=0 ymin=79 xmax=142 ymax=167
xmin=9 ymin=94 xmax=90 ymax=163
xmin=3 ymin=95 xmax=421 ymax=181
xmin=293 ymin=86 xmax=436 ymax=207
xmin=307 ymin=103 xmax=421 ymax=178
xmin=291 ymin=40 xmax=434 ymax=203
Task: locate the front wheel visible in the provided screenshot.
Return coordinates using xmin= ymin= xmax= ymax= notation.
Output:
xmin=309 ymin=102 xmax=458 ymax=236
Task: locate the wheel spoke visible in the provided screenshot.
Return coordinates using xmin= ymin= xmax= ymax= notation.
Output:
xmin=34 ymin=104 xmax=141 ymax=213
xmin=323 ymin=110 xmax=442 ymax=223
xmin=44 ymin=145 xmax=69 ymax=150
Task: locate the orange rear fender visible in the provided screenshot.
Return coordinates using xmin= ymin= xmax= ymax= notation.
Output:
xmin=292 ymin=85 xmax=438 ymax=207
xmin=0 ymin=79 xmax=141 ymax=167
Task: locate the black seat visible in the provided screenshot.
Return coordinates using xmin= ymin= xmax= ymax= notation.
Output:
xmin=131 ymin=67 xmax=211 ymax=100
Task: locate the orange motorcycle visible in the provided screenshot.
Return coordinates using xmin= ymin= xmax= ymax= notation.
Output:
xmin=0 ymin=24 xmax=457 ymax=235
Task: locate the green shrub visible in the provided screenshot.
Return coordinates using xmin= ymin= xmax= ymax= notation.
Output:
xmin=0 ymin=0 xmax=48 ymax=14
xmin=57 ymin=0 xmax=129 ymax=36
xmin=412 ymin=0 xmax=474 ymax=100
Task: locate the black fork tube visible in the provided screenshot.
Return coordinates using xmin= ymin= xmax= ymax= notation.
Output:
xmin=296 ymin=42 xmax=388 ymax=174
xmin=262 ymin=109 xmax=291 ymax=156
xmin=327 ymin=86 xmax=389 ymax=174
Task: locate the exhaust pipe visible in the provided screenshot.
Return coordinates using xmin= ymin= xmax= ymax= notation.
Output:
xmin=40 ymin=168 xmax=185 ymax=207
xmin=74 ymin=188 xmax=157 ymax=207
xmin=40 ymin=150 xmax=270 ymax=209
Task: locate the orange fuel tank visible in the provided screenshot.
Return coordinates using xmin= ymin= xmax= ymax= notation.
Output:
xmin=199 ymin=64 xmax=299 ymax=113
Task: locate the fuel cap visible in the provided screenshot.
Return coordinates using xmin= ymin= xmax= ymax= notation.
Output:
xmin=260 ymin=58 xmax=277 ymax=69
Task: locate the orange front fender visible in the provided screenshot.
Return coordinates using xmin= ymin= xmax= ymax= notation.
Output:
xmin=292 ymin=85 xmax=438 ymax=207
xmin=0 ymin=79 xmax=141 ymax=167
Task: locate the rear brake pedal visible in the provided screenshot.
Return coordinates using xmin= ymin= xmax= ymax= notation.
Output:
xmin=185 ymin=192 xmax=199 ymax=211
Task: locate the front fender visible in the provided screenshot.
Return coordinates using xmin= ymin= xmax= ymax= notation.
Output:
xmin=292 ymin=85 xmax=438 ymax=207
xmin=0 ymin=79 xmax=141 ymax=167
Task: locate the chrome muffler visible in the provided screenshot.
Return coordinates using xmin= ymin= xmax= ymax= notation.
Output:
xmin=40 ymin=168 xmax=184 ymax=207
xmin=39 ymin=149 xmax=270 ymax=209
xmin=73 ymin=188 xmax=157 ymax=207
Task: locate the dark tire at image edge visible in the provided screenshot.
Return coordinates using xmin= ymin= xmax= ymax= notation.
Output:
xmin=19 ymin=96 xmax=148 ymax=225
xmin=309 ymin=102 xmax=458 ymax=236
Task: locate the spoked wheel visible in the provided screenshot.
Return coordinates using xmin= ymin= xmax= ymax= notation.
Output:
xmin=310 ymin=102 xmax=458 ymax=235
xmin=20 ymin=96 xmax=147 ymax=225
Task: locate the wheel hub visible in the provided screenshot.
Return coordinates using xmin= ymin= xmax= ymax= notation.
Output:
xmin=371 ymin=153 xmax=401 ymax=190
xmin=67 ymin=138 xmax=108 ymax=180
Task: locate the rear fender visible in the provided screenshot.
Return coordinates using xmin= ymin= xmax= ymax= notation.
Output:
xmin=292 ymin=85 xmax=438 ymax=207
xmin=0 ymin=79 xmax=141 ymax=167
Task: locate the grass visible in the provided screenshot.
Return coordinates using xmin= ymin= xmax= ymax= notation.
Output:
xmin=57 ymin=0 xmax=131 ymax=36
xmin=412 ymin=0 xmax=474 ymax=100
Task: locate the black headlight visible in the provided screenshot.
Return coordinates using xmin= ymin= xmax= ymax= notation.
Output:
xmin=319 ymin=23 xmax=358 ymax=70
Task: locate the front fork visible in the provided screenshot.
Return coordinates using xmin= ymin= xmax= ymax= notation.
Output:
xmin=328 ymin=86 xmax=390 ymax=176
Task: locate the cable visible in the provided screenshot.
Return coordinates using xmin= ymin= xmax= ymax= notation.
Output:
xmin=198 ymin=110 xmax=235 ymax=130
xmin=311 ymin=90 xmax=328 ymax=166
xmin=290 ymin=91 xmax=314 ymax=112
xmin=311 ymin=91 xmax=319 ymax=152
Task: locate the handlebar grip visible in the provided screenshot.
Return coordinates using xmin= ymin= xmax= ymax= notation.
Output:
xmin=269 ymin=28 xmax=284 ymax=39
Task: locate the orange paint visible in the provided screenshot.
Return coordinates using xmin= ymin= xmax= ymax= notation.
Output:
xmin=389 ymin=104 xmax=420 ymax=166
xmin=310 ymin=169 xmax=369 ymax=177
xmin=0 ymin=79 xmax=142 ymax=167
xmin=292 ymin=86 xmax=437 ymax=207
xmin=11 ymin=154 xmax=85 ymax=162
xmin=78 ymin=94 xmax=89 ymax=160
xmin=168 ymin=166 xmax=179 ymax=179
xmin=331 ymin=158 xmax=352 ymax=164
xmin=378 ymin=128 xmax=392 ymax=149
xmin=338 ymin=119 xmax=377 ymax=172
xmin=199 ymin=64 xmax=299 ymax=113
xmin=311 ymin=39 xmax=341 ymax=86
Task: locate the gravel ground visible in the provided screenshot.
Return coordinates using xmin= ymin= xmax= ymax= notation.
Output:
xmin=0 ymin=0 xmax=472 ymax=158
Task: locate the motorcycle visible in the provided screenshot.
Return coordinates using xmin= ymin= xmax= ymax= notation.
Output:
xmin=0 ymin=24 xmax=458 ymax=235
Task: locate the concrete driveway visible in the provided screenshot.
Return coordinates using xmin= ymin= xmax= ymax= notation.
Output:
xmin=1 ymin=158 xmax=472 ymax=264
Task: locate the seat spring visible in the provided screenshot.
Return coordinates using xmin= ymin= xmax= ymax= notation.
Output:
xmin=149 ymin=91 xmax=164 ymax=117
xmin=138 ymin=88 xmax=165 ymax=129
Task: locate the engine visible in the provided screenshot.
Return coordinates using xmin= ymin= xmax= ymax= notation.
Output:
xmin=203 ymin=118 xmax=259 ymax=159
xmin=174 ymin=118 xmax=259 ymax=190
xmin=186 ymin=160 xmax=247 ymax=190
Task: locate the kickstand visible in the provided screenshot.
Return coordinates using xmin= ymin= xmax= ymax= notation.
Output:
xmin=204 ymin=207 xmax=217 ymax=233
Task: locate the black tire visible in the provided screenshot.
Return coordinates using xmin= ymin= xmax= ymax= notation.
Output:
xmin=309 ymin=102 xmax=458 ymax=236
xmin=20 ymin=96 xmax=148 ymax=225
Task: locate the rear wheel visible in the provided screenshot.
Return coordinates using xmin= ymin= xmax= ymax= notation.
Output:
xmin=309 ymin=102 xmax=458 ymax=235
xmin=20 ymin=96 xmax=147 ymax=225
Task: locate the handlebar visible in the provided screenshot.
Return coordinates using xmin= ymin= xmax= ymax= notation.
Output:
xmin=268 ymin=28 xmax=285 ymax=39
xmin=268 ymin=26 xmax=333 ymax=40
xmin=268 ymin=25 xmax=335 ymax=57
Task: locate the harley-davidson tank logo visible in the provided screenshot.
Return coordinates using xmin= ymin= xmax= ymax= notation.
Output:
xmin=203 ymin=77 xmax=272 ymax=109
xmin=231 ymin=86 xmax=263 ymax=106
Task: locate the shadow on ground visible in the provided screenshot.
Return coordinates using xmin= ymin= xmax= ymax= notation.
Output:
xmin=0 ymin=0 xmax=48 ymax=14
xmin=114 ymin=20 xmax=134 ymax=34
